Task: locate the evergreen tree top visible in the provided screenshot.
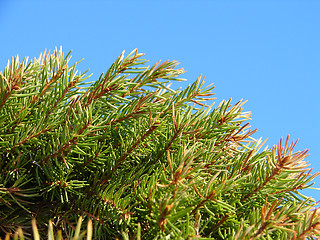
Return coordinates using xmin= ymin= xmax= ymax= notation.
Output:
xmin=0 ymin=48 xmax=319 ymax=239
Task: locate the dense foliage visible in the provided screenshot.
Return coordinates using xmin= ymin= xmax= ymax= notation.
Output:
xmin=0 ymin=48 xmax=319 ymax=239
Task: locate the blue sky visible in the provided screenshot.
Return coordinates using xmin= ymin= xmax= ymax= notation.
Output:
xmin=1 ymin=1 xmax=319 ymax=202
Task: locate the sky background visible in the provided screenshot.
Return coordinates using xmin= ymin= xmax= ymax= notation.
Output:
xmin=1 ymin=1 xmax=319 ymax=202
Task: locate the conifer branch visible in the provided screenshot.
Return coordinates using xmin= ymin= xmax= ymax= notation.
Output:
xmin=0 ymin=49 xmax=318 ymax=239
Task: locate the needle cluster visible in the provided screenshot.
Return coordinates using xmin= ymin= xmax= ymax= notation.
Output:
xmin=0 ymin=48 xmax=319 ymax=239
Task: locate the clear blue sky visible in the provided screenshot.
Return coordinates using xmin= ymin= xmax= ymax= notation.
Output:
xmin=1 ymin=1 xmax=319 ymax=202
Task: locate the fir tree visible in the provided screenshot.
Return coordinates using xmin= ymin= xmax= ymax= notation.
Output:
xmin=0 ymin=48 xmax=319 ymax=239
